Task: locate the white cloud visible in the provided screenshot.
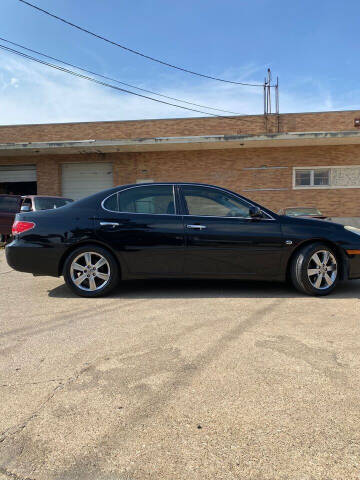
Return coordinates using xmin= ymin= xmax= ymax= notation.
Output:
xmin=0 ymin=52 xmax=359 ymax=126
xmin=10 ymin=77 xmax=19 ymax=87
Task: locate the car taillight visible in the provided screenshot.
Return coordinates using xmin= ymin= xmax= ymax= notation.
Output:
xmin=12 ymin=221 xmax=35 ymax=235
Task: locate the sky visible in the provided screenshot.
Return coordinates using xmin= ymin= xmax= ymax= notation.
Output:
xmin=1 ymin=0 xmax=360 ymax=125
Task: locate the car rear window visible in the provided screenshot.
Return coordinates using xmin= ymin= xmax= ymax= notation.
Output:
xmin=0 ymin=196 xmax=20 ymax=212
xmin=103 ymin=186 xmax=175 ymax=215
xmin=119 ymin=185 xmax=174 ymax=214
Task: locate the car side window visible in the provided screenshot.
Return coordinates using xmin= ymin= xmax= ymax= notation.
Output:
xmin=103 ymin=193 xmax=118 ymax=212
xmin=104 ymin=185 xmax=175 ymax=215
xmin=181 ymin=186 xmax=251 ymax=218
xmin=22 ymin=198 xmax=33 ymax=210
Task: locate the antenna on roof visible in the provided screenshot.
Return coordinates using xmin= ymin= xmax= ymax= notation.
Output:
xmin=264 ymin=68 xmax=279 ymax=115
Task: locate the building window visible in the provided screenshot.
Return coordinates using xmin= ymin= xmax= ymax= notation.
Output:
xmin=295 ymin=169 xmax=311 ymax=186
xmin=294 ymin=166 xmax=360 ymax=189
xmin=313 ymin=169 xmax=330 ymax=186
xmin=294 ymin=168 xmax=330 ymax=188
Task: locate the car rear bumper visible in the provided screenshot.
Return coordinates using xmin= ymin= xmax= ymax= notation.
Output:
xmin=5 ymin=239 xmax=64 ymax=277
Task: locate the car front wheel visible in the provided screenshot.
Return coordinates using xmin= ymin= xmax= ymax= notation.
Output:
xmin=64 ymin=245 xmax=119 ymax=297
xmin=290 ymin=243 xmax=339 ymax=296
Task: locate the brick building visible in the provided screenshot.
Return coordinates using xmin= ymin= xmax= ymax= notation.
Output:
xmin=1 ymin=109 xmax=360 ymax=220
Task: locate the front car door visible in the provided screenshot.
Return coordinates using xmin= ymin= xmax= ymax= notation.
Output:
xmin=95 ymin=184 xmax=185 ymax=277
xmin=179 ymin=185 xmax=284 ymax=279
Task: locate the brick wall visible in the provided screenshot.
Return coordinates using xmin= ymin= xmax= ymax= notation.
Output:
xmin=0 ymin=110 xmax=360 ymax=143
xmin=2 ymin=143 xmax=359 ymax=217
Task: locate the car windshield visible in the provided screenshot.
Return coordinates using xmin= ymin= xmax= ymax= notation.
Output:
xmin=285 ymin=207 xmax=322 ymax=216
xmin=34 ymin=197 xmax=73 ymax=210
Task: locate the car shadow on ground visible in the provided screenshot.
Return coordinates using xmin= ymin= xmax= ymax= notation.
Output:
xmin=48 ymin=278 xmax=360 ymax=300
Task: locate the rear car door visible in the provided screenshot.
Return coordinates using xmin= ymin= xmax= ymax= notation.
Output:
xmin=0 ymin=195 xmax=22 ymax=236
xmin=95 ymin=184 xmax=185 ymax=276
xmin=179 ymin=185 xmax=284 ymax=278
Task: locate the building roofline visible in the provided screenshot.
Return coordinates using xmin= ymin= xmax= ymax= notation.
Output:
xmin=0 ymin=109 xmax=359 ymax=129
xmin=1 ymin=130 xmax=360 ymax=156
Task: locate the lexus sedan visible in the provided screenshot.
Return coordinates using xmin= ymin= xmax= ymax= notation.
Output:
xmin=5 ymin=182 xmax=360 ymax=297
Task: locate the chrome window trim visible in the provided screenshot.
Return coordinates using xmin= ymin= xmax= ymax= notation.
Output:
xmin=101 ymin=183 xmax=276 ymax=220
xmin=101 ymin=184 xmax=178 ymax=216
xmin=179 ymin=184 xmax=276 ymax=221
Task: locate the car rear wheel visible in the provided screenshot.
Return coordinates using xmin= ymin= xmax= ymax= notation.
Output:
xmin=64 ymin=245 xmax=119 ymax=297
xmin=290 ymin=243 xmax=339 ymax=296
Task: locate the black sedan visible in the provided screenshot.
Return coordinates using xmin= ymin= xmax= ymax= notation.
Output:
xmin=5 ymin=182 xmax=360 ymax=297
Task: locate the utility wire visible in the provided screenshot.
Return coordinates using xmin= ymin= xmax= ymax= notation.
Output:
xmin=0 ymin=37 xmax=241 ymax=115
xmin=17 ymin=0 xmax=270 ymax=87
xmin=0 ymin=43 xmax=241 ymax=118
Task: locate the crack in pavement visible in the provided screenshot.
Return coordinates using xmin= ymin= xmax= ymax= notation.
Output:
xmin=0 ymin=364 xmax=92 ymax=444
xmin=0 ymin=378 xmax=65 ymax=388
xmin=1 ymin=299 xmax=281 ymax=479
xmin=0 ymin=466 xmax=35 ymax=480
xmin=62 ymin=300 xmax=281 ymax=473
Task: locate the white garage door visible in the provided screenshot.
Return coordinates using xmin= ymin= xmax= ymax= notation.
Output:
xmin=0 ymin=165 xmax=37 ymax=182
xmin=62 ymin=162 xmax=113 ymax=200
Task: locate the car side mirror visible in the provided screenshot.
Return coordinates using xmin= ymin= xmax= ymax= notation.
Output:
xmin=249 ymin=206 xmax=263 ymax=219
xmin=21 ymin=205 xmax=31 ymax=212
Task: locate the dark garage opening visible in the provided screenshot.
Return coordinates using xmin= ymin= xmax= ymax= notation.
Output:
xmin=0 ymin=181 xmax=37 ymax=195
xmin=0 ymin=165 xmax=37 ymax=195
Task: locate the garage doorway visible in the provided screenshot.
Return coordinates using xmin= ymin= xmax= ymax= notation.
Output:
xmin=0 ymin=165 xmax=37 ymax=195
xmin=61 ymin=162 xmax=113 ymax=200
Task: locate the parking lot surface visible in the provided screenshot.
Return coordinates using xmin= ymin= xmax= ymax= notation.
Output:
xmin=1 ymin=249 xmax=360 ymax=480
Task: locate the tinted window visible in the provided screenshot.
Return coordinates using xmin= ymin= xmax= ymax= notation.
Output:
xmin=103 ymin=193 xmax=118 ymax=212
xmin=34 ymin=197 xmax=73 ymax=210
xmin=118 ymin=185 xmax=175 ymax=214
xmin=104 ymin=185 xmax=175 ymax=215
xmin=182 ymin=186 xmax=250 ymax=218
xmin=0 ymin=196 xmax=20 ymax=213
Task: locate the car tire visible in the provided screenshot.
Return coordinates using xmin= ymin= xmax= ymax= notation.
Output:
xmin=290 ymin=242 xmax=339 ymax=296
xmin=64 ymin=245 xmax=119 ymax=297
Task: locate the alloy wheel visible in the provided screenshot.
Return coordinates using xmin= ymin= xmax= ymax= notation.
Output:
xmin=70 ymin=251 xmax=110 ymax=292
xmin=307 ymin=250 xmax=337 ymax=290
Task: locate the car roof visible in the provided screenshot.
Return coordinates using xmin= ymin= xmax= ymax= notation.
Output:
xmin=116 ymin=182 xmax=243 ymax=189
xmin=123 ymin=182 xmax=215 ymax=186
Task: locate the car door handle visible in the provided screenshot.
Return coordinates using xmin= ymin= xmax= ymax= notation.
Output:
xmin=99 ymin=222 xmax=119 ymax=228
xmin=186 ymin=224 xmax=207 ymax=230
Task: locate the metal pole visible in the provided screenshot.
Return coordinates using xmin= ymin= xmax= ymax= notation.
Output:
xmin=264 ymin=78 xmax=267 ymax=114
xmin=267 ymin=69 xmax=272 ymax=114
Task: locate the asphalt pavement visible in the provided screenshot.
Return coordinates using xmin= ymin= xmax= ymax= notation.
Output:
xmin=1 ymin=248 xmax=360 ymax=480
